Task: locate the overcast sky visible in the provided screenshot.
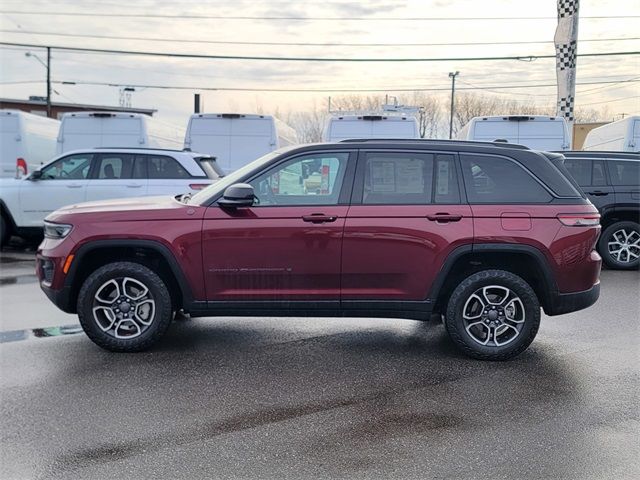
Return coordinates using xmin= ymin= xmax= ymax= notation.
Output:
xmin=0 ymin=0 xmax=638 ymax=126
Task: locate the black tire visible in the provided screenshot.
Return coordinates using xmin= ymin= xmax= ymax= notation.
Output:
xmin=0 ymin=215 xmax=9 ymax=247
xmin=77 ymin=261 xmax=172 ymax=352
xmin=598 ymin=221 xmax=640 ymax=270
xmin=444 ymin=269 xmax=541 ymax=361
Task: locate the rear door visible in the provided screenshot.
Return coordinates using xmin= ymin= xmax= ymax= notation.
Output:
xmin=342 ymin=150 xmax=472 ymax=305
xmin=607 ymin=158 xmax=640 ymax=210
xmin=85 ymin=153 xmax=148 ymax=201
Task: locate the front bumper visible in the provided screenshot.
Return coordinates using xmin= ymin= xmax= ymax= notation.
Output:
xmin=40 ymin=282 xmax=75 ymax=314
xmin=545 ymin=281 xmax=600 ymax=316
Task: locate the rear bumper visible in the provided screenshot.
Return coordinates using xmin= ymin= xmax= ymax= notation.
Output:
xmin=545 ymin=281 xmax=600 ymax=316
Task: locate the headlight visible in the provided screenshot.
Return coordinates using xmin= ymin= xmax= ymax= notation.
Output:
xmin=43 ymin=221 xmax=73 ymax=239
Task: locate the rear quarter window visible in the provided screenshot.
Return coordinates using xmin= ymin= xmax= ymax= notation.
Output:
xmin=146 ymin=155 xmax=192 ymax=179
xmin=607 ymin=160 xmax=640 ymax=186
xmin=461 ymin=154 xmax=552 ymax=204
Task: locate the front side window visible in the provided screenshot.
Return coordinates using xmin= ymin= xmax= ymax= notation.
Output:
xmin=249 ymin=152 xmax=349 ymax=206
xmin=147 ymin=155 xmax=191 ymax=179
xmin=40 ymin=154 xmax=92 ymax=180
xmin=461 ymin=154 xmax=552 ymax=203
xmin=95 ymin=154 xmax=134 ymax=180
xmin=608 ymin=160 xmax=640 ymax=186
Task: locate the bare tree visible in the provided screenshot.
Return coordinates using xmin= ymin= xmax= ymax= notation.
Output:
xmin=288 ymin=100 xmax=326 ymax=143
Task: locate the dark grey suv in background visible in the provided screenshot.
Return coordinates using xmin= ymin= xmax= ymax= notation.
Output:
xmin=563 ymin=151 xmax=640 ymax=269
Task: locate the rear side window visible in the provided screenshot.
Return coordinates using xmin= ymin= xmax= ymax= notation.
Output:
xmin=363 ymin=152 xmax=434 ymax=205
xmin=592 ymin=160 xmax=606 ymax=186
xmin=608 ymin=160 xmax=640 ymax=186
xmin=461 ymin=154 xmax=552 ymax=204
xmin=147 ymin=155 xmax=191 ymax=179
xmin=95 ymin=154 xmax=134 ymax=180
xmin=564 ymin=159 xmax=591 ymax=187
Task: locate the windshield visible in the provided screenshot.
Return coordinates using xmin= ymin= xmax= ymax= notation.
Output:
xmin=189 ymin=150 xmax=282 ymax=205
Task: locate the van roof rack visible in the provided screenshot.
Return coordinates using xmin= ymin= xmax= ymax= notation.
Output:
xmin=92 ymin=147 xmax=186 ymax=152
xmin=338 ymin=138 xmax=531 ymax=150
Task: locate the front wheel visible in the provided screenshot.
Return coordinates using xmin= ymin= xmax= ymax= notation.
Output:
xmin=444 ymin=270 xmax=541 ymax=361
xmin=77 ymin=262 xmax=173 ymax=352
xmin=598 ymin=221 xmax=640 ymax=270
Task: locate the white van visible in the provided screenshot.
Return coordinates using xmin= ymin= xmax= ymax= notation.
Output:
xmin=323 ymin=114 xmax=420 ymax=142
xmin=0 ymin=110 xmax=60 ymax=178
xmin=457 ymin=115 xmax=571 ymax=151
xmin=184 ymin=113 xmax=298 ymax=172
xmin=583 ymin=116 xmax=640 ymax=152
xmin=57 ymin=112 xmax=185 ymax=154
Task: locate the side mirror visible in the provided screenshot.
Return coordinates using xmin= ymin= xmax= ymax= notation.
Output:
xmin=29 ymin=170 xmax=43 ymax=181
xmin=218 ymin=183 xmax=255 ymax=208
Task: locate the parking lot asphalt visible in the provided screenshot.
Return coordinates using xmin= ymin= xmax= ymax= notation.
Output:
xmin=0 ymin=249 xmax=638 ymax=480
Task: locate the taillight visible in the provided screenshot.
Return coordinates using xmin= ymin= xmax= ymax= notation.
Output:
xmin=16 ymin=158 xmax=27 ymax=177
xmin=188 ymin=183 xmax=209 ymax=190
xmin=557 ymin=213 xmax=600 ymax=227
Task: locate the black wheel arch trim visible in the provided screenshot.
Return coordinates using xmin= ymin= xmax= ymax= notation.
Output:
xmin=64 ymin=239 xmax=195 ymax=312
xmin=0 ymin=199 xmax=18 ymax=231
xmin=428 ymin=243 xmax=559 ymax=313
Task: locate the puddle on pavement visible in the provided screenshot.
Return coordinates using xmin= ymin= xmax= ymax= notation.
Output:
xmin=0 ymin=324 xmax=83 ymax=343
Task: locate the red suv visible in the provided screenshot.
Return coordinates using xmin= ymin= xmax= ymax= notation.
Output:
xmin=37 ymin=140 xmax=601 ymax=360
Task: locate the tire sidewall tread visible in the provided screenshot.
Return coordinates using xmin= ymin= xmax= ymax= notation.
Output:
xmin=77 ymin=261 xmax=172 ymax=352
xmin=445 ymin=269 xmax=541 ymax=361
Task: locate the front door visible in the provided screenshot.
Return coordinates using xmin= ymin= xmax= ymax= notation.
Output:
xmin=19 ymin=153 xmax=93 ymax=227
xmin=202 ymin=151 xmax=354 ymax=304
xmin=341 ymin=150 xmax=473 ymax=304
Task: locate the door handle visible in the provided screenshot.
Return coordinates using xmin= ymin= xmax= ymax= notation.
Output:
xmin=427 ymin=213 xmax=463 ymax=223
xmin=302 ymin=214 xmax=338 ymax=223
xmin=66 ymin=184 xmax=82 ymax=189
xmin=126 ymin=184 xmax=143 ymax=188
xmin=587 ymin=190 xmax=608 ymax=196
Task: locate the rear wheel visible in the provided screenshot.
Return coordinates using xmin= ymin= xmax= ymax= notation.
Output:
xmin=598 ymin=221 xmax=640 ymax=270
xmin=444 ymin=270 xmax=540 ymax=361
xmin=77 ymin=261 xmax=172 ymax=352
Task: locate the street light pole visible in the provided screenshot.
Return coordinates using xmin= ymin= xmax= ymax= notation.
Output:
xmin=448 ymin=71 xmax=459 ymax=139
xmin=46 ymin=47 xmax=51 ymax=118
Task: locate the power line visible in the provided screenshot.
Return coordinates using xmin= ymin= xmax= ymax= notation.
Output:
xmin=1 ymin=41 xmax=638 ymax=62
xmin=48 ymin=78 xmax=640 ymax=93
xmin=0 ymin=29 xmax=637 ymax=48
xmin=579 ymin=96 xmax=639 ymax=107
xmin=0 ymin=10 xmax=638 ymax=21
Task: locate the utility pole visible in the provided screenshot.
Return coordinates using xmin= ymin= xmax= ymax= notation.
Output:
xmin=194 ymin=93 xmax=201 ymax=113
xmin=46 ymin=47 xmax=51 ymax=118
xmin=448 ymin=71 xmax=459 ymax=139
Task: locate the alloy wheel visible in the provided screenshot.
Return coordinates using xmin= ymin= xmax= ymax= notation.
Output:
xmin=607 ymin=228 xmax=640 ymax=264
xmin=462 ymin=285 xmax=525 ymax=347
xmin=92 ymin=277 xmax=155 ymax=339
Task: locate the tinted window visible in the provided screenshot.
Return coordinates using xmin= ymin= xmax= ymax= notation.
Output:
xmin=147 ymin=155 xmax=190 ymax=179
xmin=41 ymin=154 xmax=92 ymax=180
xmin=592 ymin=160 xmax=606 ymax=186
xmin=132 ymin=156 xmax=147 ymax=179
xmin=363 ymin=152 xmax=433 ymax=205
xmin=250 ymin=152 xmax=349 ymax=206
xmin=95 ymin=154 xmax=134 ymax=180
xmin=608 ymin=160 xmax=640 ymax=186
xmin=461 ymin=154 xmax=552 ymax=203
xmin=564 ymin=159 xmax=592 ymax=186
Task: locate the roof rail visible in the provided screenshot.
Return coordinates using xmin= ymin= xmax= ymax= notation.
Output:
xmin=338 ymin=138 xmax=531 ymax=150
xmin=92 ymin=147 xmax=186 ymax=152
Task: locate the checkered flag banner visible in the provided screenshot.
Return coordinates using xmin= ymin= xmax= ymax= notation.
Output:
xmin=555 ymin=0 xmax=580 ymax=131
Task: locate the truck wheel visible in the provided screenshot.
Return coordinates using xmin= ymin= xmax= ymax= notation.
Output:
xmin=598 ymin=221 xmax=640 ymax=270
xmin=444 ymin=270 xmax=540 ymax=361
xmin=77 ymin=261 xmax=173 ymax=352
